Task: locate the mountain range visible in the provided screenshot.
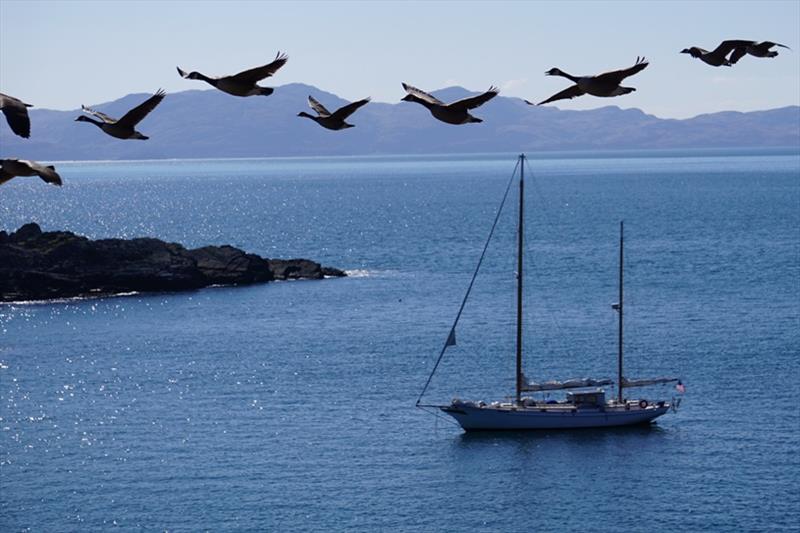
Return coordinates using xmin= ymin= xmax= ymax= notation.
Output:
xmin=1 ymin=84 xmax=798 ymax=160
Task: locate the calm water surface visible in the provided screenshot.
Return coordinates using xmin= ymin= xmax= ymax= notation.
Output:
xmin=1 ymin=150 xmax=799 ymax=531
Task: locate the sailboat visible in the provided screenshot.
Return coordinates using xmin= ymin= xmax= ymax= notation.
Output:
xmin=417 ymin=154 xmax=682 ymax=431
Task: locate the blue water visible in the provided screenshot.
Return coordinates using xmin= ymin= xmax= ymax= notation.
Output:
xmin=1 ymin=150 xmax=799 ymax=531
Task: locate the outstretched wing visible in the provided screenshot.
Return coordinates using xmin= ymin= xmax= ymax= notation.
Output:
xmin=595 ymin=57 xmax=649 ymax=85
xmin=230 ymin=52 xmax=289 ymax=84
xmin=81 ymin=104 xmax=117 ymax=123
xmin=711 ymin=40 xmax=754 ymax=56
xmin=0 ymin=160 xmax=13 ymax=185
xmin=729 ymin=47 xmax=748 ymax=64
xmin=536 ymin=85 xmax=585 ymax=105
xmin=331 ymin=97 xmax=371 ymax=121
xmin=21 ymin=159 xmax=62 ymax=186
xmin=308 ymin=95 xmax=332 ymax=117
xmin=402 ymin=83 xmax=445 ymax=105
xmin=0 ymin=93 xmax=32 ymax=138
xmin=759 ymin=41 xmax=791 ymax=51
xmin=117 ymin=89 xmax=166 ymax=127
xmin=448 ymin=86 xmax=499 ymax=111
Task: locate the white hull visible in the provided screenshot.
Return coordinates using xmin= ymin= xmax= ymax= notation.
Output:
xmin=442 ymin=403 xmax=670 ymax=431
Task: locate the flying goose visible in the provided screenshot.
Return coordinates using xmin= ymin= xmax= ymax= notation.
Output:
xmin=400 ymin=83 xmax=498 ymax=125
xmin=0 ymin=93 xmax=33 ymax=138
xmin=531 ymin=57 xmax=649 ymax=106
xmin=176 ymin=52 xmax=288 ymax=97
xmin=680 ymin=40 xmax=754 ymax=67
xmin=75 ymin=89 xmax=166 ymax=140
xmin=297 ymin=95 xmax=370 ymax=130
xmin=1 ymin=158 xmax=62 ymax=186
xmin=729 ymin=41 xmax=791 ymax=64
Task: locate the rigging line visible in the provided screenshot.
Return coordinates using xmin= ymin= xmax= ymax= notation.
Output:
xmin=415 ymin=157 xmax=521 ymax=407
xmin=522 ymin=240 xmax=577 ymax=368
xmin=521 ymin=157 xmax=578 ymax=366
xmin=522 ymin=157 xmax=563 ymax=244
xmin=416 ymin=404 xmax=461 ymax=427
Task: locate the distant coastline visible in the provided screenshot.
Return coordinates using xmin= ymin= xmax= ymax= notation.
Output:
xmin=2 ymin=85 xmax=797 ymax=161
xmin=14 ymin=146 xmax=800 ymax=166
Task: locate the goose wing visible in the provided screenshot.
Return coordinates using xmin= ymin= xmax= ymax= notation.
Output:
xmin=308 ymin=95 xmax=332 ymax=117
xmin=729 ymin=46 xmax=748 ymax=64
xmin=595 ymin=57 xmax=649 ymax=85
xmin=21 ymin=159 xmax=62 ymax=186
xmin=230 ymin=52 xmax=289 ymax=84
xmin=330 ymin=97 xmax=371 ymax=120
xmin=81 ymin=104 xmax=117 ymax=124
xmin=0 ymin=160 xmax=13 ymax=185
xmin=448 ymin=86 xmax=499 ymax=111
xmin=758 ymin=41 xmax=791 ymax=51
xmin=770 ymin=42 xmax=791 ymax=49
xmin=711 ymin=40 xmax=754 ymax=56
xmin=402 ymin=83 xmax=445 ymax=105
xmin=117 ymin=90 xmax=166 ymax=127
xmin=536 ymin=85 xmax=585 ymax=105
xmin=732 ymin=41 xmax=792 ymax=63
xmin=0 ymin=93 xmax=32 ymax=138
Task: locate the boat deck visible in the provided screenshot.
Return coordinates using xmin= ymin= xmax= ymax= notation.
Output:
xmin=441 ymin=399 xmax=671 ymax=430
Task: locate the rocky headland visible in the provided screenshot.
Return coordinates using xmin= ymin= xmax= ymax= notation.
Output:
xmin=0 ymin=223 xmax=346 ymax=302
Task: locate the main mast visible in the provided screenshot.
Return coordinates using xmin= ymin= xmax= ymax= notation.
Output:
xmin=515 ymin=154 xmax=525 ymax=405
xmin=617 ymin=220 xmax=624 ymax=404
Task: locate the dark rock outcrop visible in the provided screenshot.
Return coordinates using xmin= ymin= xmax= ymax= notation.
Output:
xmin=0 ymin=223 xmax=346 ymax=302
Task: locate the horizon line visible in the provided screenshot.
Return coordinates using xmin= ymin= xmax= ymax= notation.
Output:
xmin=18 ymin=85 xmax=800 ymax=122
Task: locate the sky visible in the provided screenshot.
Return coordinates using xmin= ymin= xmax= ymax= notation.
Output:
xmin=1 ymin=0 xmax=798 ymax=119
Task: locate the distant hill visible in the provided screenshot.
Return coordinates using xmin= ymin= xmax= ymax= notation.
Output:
xmin=2 ymin=84 xmax=798 ymax=160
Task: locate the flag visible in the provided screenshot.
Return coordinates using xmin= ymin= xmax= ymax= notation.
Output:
xmin=676 ymin=380 xmax=686 ymax=394
xmin=445 ymin=329 xmax=456 ymax=347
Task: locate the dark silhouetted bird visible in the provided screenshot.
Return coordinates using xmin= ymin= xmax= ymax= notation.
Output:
xmin=297 ymin=95 xmax=370 ymax=130
xmin=532 ymin=57 xmax=649 ymax=106
xmin=0 ymin=93 xmax=33 ymax=138
xmin=75 ymin=89 xmax=166 ymax=140
xmin=1 ymin=158 xmax=62 ymax=186
xmin=177 ymin=52 xmax=288 ymax=97
xmin=680 ymin=40 xmax=754 ymax=67
xmin=400 ymin=83 xmax=498 ymax=125
xmin=729 ymin=41 xmax=790 ymax=64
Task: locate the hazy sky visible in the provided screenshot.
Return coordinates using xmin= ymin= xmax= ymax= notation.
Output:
xmin=1 ymin=0 xmax=798 ymax=119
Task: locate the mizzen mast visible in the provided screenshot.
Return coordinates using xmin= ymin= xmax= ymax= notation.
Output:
xmin=515 ymin=154 xmax=525 ymax=405
xmin=616 ymin=221 xmax=624 ymax=404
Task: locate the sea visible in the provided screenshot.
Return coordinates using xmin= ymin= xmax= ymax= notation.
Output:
xmin=1 ymin=149 xmax=798 ymax=532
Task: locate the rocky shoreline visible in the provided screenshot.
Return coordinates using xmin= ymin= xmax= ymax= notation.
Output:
xmin=0 ymin=223 xmax=346 ymax=302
